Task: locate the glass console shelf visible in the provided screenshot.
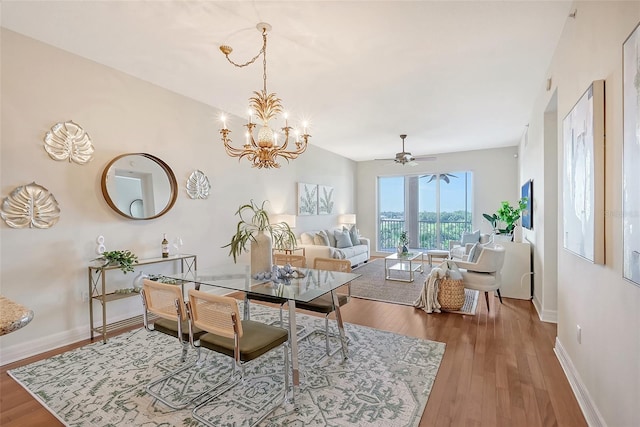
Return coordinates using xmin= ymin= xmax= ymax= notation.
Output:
xmin=88 ymin=254 xmax=197 ymax=343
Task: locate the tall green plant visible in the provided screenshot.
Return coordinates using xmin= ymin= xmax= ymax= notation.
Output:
xmin=484 ymin=197 xmax=528 ymax=234
xmin=222 ymin=200 xmax=297 ymax=262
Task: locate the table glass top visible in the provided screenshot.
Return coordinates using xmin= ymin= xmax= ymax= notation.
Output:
xmin=163 ymin=264 xmax=360 ymax=303
xmin=385 ymin=251 xmax=422 ymax=261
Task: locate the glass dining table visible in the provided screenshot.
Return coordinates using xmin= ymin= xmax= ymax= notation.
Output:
xmin=162 ymin=264 xmax=360 ymax=406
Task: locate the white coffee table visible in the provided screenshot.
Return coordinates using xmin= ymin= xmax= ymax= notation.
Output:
xmin=385 ymin=251 xmax=424 ymax=282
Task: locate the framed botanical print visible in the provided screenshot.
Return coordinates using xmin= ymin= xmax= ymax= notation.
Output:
xmin=297 ymin=183 xmax=317 ymax=215
xmin=318 ymin=185 xmax=334 ymax=215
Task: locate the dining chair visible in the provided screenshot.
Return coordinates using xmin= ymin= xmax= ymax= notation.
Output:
xmin=454 ymin=244 xmax=506 ymax=311
xmin=296 ymin=257 xmax=352 ymax=356
xmin=273 ymin=253 xmax=306 ymax=267
xmin=140 ymin=279 xmax=206 ymax=409
xmin=187 ymin=289 xmax=290 ymax=427
xmin=246 ymin=254 xmax=307 ymax=330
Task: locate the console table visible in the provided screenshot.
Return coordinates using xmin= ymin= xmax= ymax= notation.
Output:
xmin=88 ymin=254 xmax=196 ymax=343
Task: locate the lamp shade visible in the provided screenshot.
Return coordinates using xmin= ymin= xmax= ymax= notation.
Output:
xmin=339 ymin=214 xmax=356 ymax=225
xmin=273 ymin=214 xmax=296 ymax=228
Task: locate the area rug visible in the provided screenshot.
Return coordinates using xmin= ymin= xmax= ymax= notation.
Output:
xmin=350 ymin=259 xmax=429 ymax=305
xmin=8 ymin=303 xmax=445 ymax=427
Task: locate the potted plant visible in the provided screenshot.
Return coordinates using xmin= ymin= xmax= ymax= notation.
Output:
xmin=398 ymin=230 xmax=410 ymax=254
xmin=483 ymin=197 xmax=528 ymax=237
xmin=223 ymin=200 xmax=297 ymax=274
xmin=95 ymin=250 xmax=138 ymax=274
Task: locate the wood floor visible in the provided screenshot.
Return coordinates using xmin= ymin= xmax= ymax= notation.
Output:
xmin=0 ymin=293 xmax=586 ymax=427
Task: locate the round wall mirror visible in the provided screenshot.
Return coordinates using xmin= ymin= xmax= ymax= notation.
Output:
xmin=101 ymin=153 xmax=178 ymax=220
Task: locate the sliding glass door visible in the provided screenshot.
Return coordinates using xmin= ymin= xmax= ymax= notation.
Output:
xmin=378 ymin=172 xmax=472 ymax=251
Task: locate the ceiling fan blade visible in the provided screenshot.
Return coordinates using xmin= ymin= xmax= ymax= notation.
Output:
xmin=413 ymin=155 xmax=437 ymax=161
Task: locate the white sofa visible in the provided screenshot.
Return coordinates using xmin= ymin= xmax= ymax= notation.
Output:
xmin=297 ymin=228 xmax=370 ymax=268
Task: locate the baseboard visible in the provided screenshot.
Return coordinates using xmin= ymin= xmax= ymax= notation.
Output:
xmin=532 ymin=295 xmax=558 ymax=323
xmin=554 ymin=337 xmax=607 ymax=427
xmin=0 ymin=325 xmax=90 ymax=366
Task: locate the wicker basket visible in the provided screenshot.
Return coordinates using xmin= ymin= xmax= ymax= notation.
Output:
xmin=437 ymin=277 xmax=465 ymax=310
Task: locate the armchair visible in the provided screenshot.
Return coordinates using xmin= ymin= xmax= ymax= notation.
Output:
xmin=450 ymin=231 xmax=491 ymax=261
xmin=453 ymin=245 xmax=506 ymax=311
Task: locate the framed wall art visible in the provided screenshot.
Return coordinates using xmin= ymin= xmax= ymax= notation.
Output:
xmin=562 ymin=80 xmax=605 ymax=264
xmin=298 ymin=182 xmax=317 ymax=215
xmin=623 ymin=22 xmax=640 ymax=286
xmin=318 ymin=185 xmax=334 ymax=215
xmin=521 ymin=179 xmax=533 ymax=230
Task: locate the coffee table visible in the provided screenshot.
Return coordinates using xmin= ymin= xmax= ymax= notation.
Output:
xmin=385 ymin=251 xmax=424 ymax=282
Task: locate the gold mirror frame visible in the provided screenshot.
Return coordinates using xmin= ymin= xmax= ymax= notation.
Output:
xmin=101 ymin=153 xmax=178 ymax=220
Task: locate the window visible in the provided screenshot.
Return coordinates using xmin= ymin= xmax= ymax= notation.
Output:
xmin=377 ymin=172 xmax=473 ymax=251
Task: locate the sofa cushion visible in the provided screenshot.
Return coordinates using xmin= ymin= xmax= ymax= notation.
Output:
xmin=461 ymin=230 xmax=480 ymax=245
xmin=324 ymin=228 xmax=337 ymax=247
xmin=347 ymin=225 xmax=360 ymax=246
xmin=314 ymin=230 xmax=330 ymax=246
xmin=300 ymin=232 xmax=315 ymax=245
xmin=334 ymin=229 xmax=353 ymax=248
xmin=468 ymin=243 xmax=481 ymax=263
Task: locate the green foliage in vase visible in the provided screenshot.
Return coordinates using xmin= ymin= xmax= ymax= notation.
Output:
xmin=399 ymin=230 xmax=410 ymax=246
xmin=97 ymin=250 xmax=138 ymax=274
xmin=223 ymin=200 xmax=297 ymax=262
xmin=484 ymin=197 xmax=528 ymax=234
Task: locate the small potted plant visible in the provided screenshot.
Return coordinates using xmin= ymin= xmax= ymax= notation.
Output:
xmin=223 ymin=200 xmax=297 ymax=274
xmin=398 ymin=231 xmax=410 ymax=254
xmin=95 ymin=250 xmax=138 ymax=274
xmin=483 ymin=197 xmax=528 ymax=239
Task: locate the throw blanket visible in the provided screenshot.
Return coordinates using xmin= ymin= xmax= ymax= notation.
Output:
xmin=414 ymin=260 xmax=462 ymax=314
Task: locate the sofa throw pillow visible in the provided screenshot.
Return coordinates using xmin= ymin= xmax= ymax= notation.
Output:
xmin=461 ymin=229 xmax=480 ymax=245
xmin=347 ymin=224 xmax=360 ymax=246
xmin=324 ymin=229 xmax=337 ymax=247
xmin=314 ymin=230 xmax=330 ymax=246
xmin=334 ymin=229 xmax=353 ymax=249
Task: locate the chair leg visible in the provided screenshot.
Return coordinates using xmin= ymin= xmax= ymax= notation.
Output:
xmin=484 ymin=292 xmax=490 ymax=311
xmin=496 ymin=289 xmax=503 ymax=304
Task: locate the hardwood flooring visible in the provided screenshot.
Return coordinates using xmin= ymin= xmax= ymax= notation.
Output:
xmin=0 ymin=293 xmax=586 ymax=426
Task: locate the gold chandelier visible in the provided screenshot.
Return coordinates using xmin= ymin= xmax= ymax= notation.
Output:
xmin=219 ymin=22 xmax=310 ymax=169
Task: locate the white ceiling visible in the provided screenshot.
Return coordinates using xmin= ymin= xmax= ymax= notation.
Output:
xmin=1 ymin=0 xmax=572 ymax=161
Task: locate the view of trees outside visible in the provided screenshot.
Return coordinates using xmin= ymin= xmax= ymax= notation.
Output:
xmin=378 ymin=172 xmax=473 ymax=251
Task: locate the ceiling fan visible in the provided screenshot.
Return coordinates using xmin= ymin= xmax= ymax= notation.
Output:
xmin=375 ymin=134 xmax=436 ymax=166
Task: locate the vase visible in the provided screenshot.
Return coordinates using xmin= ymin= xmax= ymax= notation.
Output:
xmin=251 ymin=230 xmax=273 ymax=275
xmin=402 ymin=245 xmax=409 ymax=254
xmin=513 ymin=225 xmax=523 ymax=243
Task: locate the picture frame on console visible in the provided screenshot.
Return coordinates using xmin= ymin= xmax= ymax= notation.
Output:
xmin=623 ymin=22 xmax=640 ymax=286
xmin=562 ymin=80 xmax=605 ymax=264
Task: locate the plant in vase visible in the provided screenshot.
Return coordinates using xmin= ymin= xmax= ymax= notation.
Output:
xmin=398 ymin=231 xmax=410 ymax=254
xmin=483 ymin=197 xmax=528 ymax=239
xmin=223 ymin=200 xmax=297 ymax=275
xmin=95 ymin=250 xmax=138 ymax=274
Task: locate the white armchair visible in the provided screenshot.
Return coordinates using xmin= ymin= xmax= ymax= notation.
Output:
xmin=449 ymin=231 xmax=491 ymax=261
xmin=453 ymin=245 xmax=506 ymax=311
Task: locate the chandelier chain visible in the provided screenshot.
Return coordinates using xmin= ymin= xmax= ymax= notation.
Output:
xmin=222 ymin=29 xmax=267 ymax=70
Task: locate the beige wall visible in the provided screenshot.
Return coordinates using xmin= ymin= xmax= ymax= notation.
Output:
xmin=522 ymin=2 xmax=640 ymax=426
xmin=0 ymin=29 xmax=357 ymax=364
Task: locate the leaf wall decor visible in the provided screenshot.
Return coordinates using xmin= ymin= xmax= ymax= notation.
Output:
xmin=186 ymin=170 xmax=211 ymax=199
xmin=43 ymin=120 xmax=94 ymax=164
xmin=1 ymin=182 xmax=61 ymax=228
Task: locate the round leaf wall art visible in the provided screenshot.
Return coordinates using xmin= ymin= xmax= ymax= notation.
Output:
xmin=43 ymin=120 xmax=94 ymax=164
xmin=1 ymin=182 xmax=61 ymax=228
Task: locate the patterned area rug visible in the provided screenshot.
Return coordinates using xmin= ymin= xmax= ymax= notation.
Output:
xmin=350 ymin=258 xmax=429 ymax=305
xmin=9 ymin=303 xmax=445 ymax=427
